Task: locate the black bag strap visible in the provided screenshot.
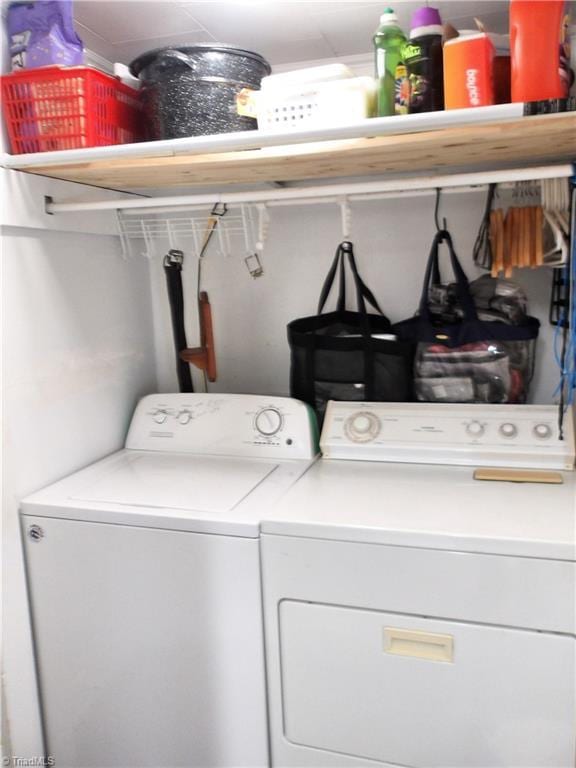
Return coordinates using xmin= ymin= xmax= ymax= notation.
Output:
xmin=163 ymin=249 xmax=194 ymax=393
xmin=419 ymin=230 xmax=479 ymax=322
xmin=317 ymin=241 xmax=388 ymax=319
xmin=318 ymin=242 xmax=347 ymax=313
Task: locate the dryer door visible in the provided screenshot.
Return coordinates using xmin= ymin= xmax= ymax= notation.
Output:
xmin=279 ymin=600 xmax=575 ymax=767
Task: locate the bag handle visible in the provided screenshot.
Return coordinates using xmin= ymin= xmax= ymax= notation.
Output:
xmin=419 ymin=230 xmax=478 ymax=322
xmin=318 ymin=242 xmax=347 ymax=313
xmin=317 ymin=241 xmax=388 ymax=319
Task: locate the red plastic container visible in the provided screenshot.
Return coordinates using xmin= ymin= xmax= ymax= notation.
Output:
xmin=1 ymin=66 xmax=141 ymax=154
xmin=510 ymin=0 xmax=565 ymax=103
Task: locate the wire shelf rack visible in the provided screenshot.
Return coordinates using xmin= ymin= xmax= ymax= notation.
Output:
xmin=117 ymin=204 xmax=264 ymax=260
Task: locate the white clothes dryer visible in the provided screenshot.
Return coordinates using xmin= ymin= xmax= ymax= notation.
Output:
xmin=20 ymin=393 xmax=318 ymax=768
xmin=261 ymin=402 xmax=576 ymax=768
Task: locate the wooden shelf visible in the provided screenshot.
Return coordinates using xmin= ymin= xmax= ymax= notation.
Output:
xmin=7 ymin=113 xmax=576 ymax=191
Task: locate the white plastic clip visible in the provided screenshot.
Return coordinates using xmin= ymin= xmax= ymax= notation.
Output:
xmin=256 ymin=203 xmax=270 ymax=252
xmin=339 ymin=197 xmax=351 ymax=241
xmin=245 ymin=253 xmax=264 ymax=278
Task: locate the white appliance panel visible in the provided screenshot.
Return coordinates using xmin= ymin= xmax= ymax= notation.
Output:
xmin=261 ymin=534 xmax=575 ymax=636
xmin=126 ymin=393 xmax=317 ymax=459
xmin=260 ymin=401 xmax=575 ymax=768
xmin=261 ymin=534 xmax=576 ymax=768
xmin=279 ymin=601 xmax=575 ymax=768
xmin=321 ymin=402 xmax=575 ymax=469
xmin=71 ymin=452 xmax=278 ymax=513
xmin=22 ymin=515 xmax=268 ymax=768
xmin=264 ymin=459 xmax=576 ymax=559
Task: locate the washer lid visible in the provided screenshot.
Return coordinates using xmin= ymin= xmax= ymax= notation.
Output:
xmin=71 ymin=453 xmax=278 ymax=514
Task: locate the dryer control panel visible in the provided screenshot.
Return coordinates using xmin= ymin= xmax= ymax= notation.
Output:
xmin=126 ymin=394 xmax=318 ymax=459
xmin=321 ymin=402 xmax=575 ymax=470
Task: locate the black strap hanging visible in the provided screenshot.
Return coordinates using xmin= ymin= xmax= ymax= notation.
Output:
xmin=163 ymin=249 xmax=194 ymax=393
xmin=317 ymin=241 xmax=388 ymax=317
xmin=473 ymin=183 xmax=497 ymax=270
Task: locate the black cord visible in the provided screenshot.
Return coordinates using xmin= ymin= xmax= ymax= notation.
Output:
xmin=473 ymin=183 xmax=497 ymax=270
xmin=558 ymin=322 xmax=569 ymax=440
xmin=197 ymin=203 xmax=228 ymax=301
xmin=196 ymin=204 xmax=228 ymax=391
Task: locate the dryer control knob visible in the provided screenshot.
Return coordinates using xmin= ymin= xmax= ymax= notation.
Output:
xmin=152 ymin=410 xmax=168 ymax=424
xmin=344 ymin=412 xmax=381 ymax=443
xmin=533 ymin=423 xmax=552 ymax=439
xmin=499 ymin=422 xmax=517 ymax=438
xmin=466 ymin=420 xmax=485 ymax=437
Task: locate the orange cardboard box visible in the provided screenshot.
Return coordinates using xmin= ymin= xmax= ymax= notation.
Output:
xmin=443 ymin=32 xmax=495 ymax=109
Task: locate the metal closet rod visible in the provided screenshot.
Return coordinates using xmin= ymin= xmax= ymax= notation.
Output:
xmin=47 ymin=165 xmax=574 ymax=215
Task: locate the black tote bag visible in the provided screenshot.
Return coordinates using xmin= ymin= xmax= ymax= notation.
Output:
xmin=288 ymin=241 xmax=413 ymax=420
xmin=393 ymin=230 xmax=540 ymax=404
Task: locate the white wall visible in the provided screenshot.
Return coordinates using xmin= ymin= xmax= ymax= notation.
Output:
xmin=1 ymin=170 xmax=157 ymax=758
xmin=150 ymin=192 xmax=558 ymax=404
xmin=0 ymin=161 xmax=562 ymax=766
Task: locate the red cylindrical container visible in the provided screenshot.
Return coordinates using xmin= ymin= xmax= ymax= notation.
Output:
xmin=510 ymin=0 xmax=565 ymax=103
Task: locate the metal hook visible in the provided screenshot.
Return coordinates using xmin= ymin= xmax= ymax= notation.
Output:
xmin=434 ymin=188 xmax=447 ymax=232
xmin=211 ymin=202 xmax=228 ymax=218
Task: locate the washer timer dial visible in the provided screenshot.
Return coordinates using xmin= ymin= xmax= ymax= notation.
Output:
xmin=255 ymin=407 xmax=283 ymax=437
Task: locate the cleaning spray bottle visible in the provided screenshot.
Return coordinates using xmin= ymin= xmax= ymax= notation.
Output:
xmin=373 ymin=8 xmax=408 ymax=116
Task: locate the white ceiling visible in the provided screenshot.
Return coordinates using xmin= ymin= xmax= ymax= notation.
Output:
xmin=74 ymin=0 xmax=514 ymax=69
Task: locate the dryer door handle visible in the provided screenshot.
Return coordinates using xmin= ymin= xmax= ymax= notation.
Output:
xmin=383 ymin=627 xmax=454 ymax=663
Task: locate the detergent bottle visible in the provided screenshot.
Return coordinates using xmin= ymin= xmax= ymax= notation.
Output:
xmin=510 ymin=0 xmax=565 ymax=102
xmin=403 ymin=6 xmax=445 ymax=113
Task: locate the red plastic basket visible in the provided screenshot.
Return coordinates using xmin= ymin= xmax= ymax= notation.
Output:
xmin=1 ymin=66 xmax=142 ymax=154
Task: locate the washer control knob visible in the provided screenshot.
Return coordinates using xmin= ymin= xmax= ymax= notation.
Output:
xmin=178 ymin=410 xmax=192 ymax=425
xmin=255 ymin=407 xmax=283 ymax=436
xmin=533 ymin=423 xmax=552 ymax=440
xmin=152 ymin=410 xmax=168 ymax=424
xmin=344 ymin=412 xmax=381 ymax=443
xmin=466 ymin=420 xmax=485 ymax=438
xmin=499 ymin=422 xmax=517 ymax=438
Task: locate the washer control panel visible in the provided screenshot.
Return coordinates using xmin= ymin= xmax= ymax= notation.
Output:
xmin=127 ymin=394 xmax=318 ymax=459
xmin=322 ymin=402 xmax=575 ymax=470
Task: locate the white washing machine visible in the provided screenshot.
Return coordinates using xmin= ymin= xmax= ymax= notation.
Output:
xmin=20 ymin=393 xmax=318 ymax=768
xmin=261 ymin=402 xmax=576 ymax=768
